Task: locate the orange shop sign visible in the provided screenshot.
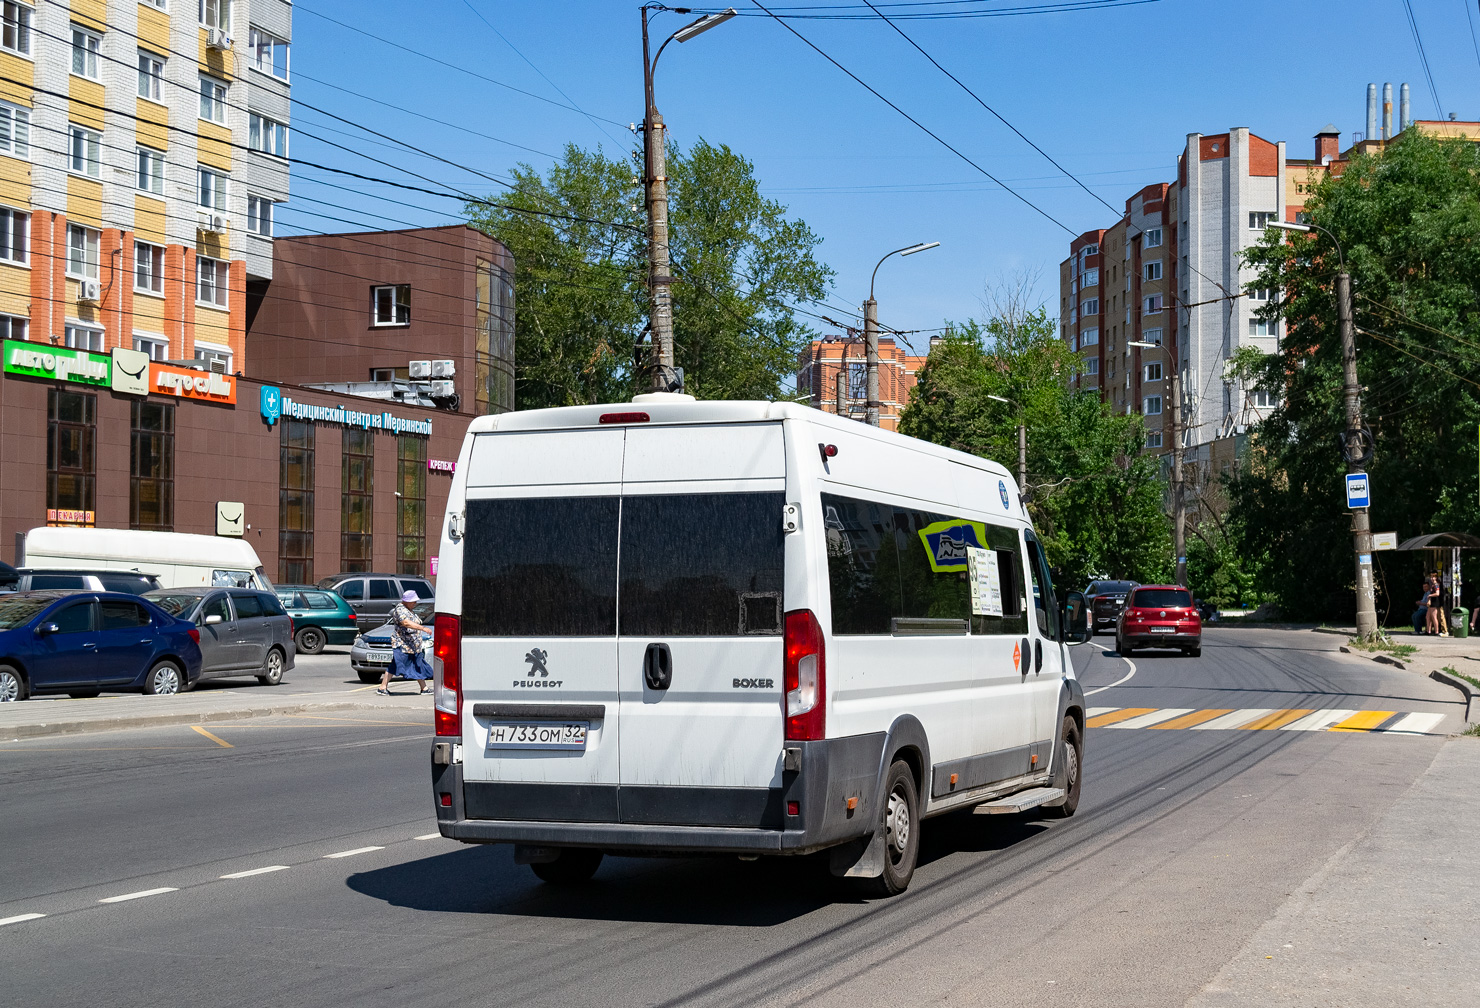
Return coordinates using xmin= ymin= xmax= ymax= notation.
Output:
xmin=150 ymin=363 xmax=236 ymax=404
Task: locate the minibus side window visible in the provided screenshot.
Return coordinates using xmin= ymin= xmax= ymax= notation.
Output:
xmin=823 ymin=495 xmax=901 ymax=634
xmin=1024 ymin=535 xmax=1059 ymax=639
xmin=462 ymin=497 xmax=619 ymax=636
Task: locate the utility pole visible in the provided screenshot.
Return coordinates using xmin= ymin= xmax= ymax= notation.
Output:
xmin=1170 ymin=357 xmax=1186 ymax=586
xmin=862 ymin=298 xmax=880 ymax=427
xmin=1338 ymin=271 xmax=1379 ymax=639
xmin=1017 ymin=422 xmax=1027 ymax=495
xmin=640 ymin=9 xmax=674 ymax=393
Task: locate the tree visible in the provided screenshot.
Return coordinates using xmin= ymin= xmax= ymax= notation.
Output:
xmin=1237 ymin=131 xmax=1480 ymax=621
xmin=900 ymin=301 xmax=1172 ymax=589
xmin=464 ymin=140 xmax=833 ymax=409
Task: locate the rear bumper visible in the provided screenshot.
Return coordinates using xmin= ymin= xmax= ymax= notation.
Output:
xmin=324 ymin=628 xmax=358 ymax=645
xmin=1121 ymin=630 xmax=1200 ymax=646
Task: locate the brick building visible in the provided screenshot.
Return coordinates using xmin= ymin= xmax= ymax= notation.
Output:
xmin=796 ymin=335 xmax=927 ymax=431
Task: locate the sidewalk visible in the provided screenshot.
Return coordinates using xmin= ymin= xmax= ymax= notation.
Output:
xmin=1188 ymin=736 xmax=1480 ymax=1006
xmin=0 ymin=684 xmax=431 ymax=741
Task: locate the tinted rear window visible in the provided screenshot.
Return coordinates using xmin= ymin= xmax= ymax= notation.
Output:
xmin=99 ymin=574 xmax=158 ymax=594
xmin=401 ymin=579 xmax=434 ymax=599
xmin=29 ymin=574 xmax=86 ymax=589
xmin=232 ymin=594 xmax=265 ymax=619
xmin=337 ymin=580 xmax=364 ymax=600
xmin=303 ymin=591 xmax=338 ymax=610
xmin=619 ymin=493 xmax=785 ymax=636
xmin=1131 ymin=588 xmax=1192 ymax=608
xmin=463 ymin=497 xmax=619 ymax=636
xmin=101 ymin=600 xmax=151 ymax=629
xmin=256 ymin=592 xmax=286 ymax=616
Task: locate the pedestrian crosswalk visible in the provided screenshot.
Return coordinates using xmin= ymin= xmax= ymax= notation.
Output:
xmin=1086 ymin=706 xmax=1449 ymax=736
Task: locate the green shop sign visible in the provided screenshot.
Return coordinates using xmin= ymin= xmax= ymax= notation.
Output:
xmin=3 ymin=339 xmax=110 ymax=386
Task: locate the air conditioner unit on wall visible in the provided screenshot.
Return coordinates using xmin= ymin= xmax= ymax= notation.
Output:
xmin=207 ymin=357 xmax=228 ymax=374
xmin=78 ymin=280 xmax=101 ymax=303
xmin=207 ymin=29 xmax=234 ymax=50
xmin=198 ymin=213 xmax=228 ymax=234
xmin=429 ymin=380 xmax=455 ymax=398
xmin=430 ymin=359 xmax=455 ymax=377
xmin=408 ymin=360 xmax=432 ymax=379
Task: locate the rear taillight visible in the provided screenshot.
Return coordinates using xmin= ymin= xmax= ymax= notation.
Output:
xmin=288 ymin=616 xmax=295 ymax=637
xmin=188 ymin=627 xmax=200 ymax=644
xmin=433 ymin=613 xmax=461 ymax=737
xmin=347 ymin=613 xmax=357 ymax=622
xmin=783 ymin=610 xmax=825 ymax=741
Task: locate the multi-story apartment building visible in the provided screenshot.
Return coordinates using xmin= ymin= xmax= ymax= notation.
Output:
xmin=796 ymin=334 xmax=927 ymax=431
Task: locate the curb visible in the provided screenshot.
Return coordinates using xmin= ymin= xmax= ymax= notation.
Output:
xmin=1337 ymin=644 xmax=1405 ymax=669
xmin=0 ymin=699 xmax=413 ymax=741
xmin=1430 ymin=669 xmax=1479 ymax=724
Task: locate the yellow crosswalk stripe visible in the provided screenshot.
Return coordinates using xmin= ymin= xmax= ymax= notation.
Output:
xmin=1147 ymin=709 xmax=1235 ymax=730
xmin=1328 ymin=710 xmax=1398 ymax=732
xmin=1086 ymin=707 xmax=1158 ymax=728
xmin=1240 ymin=709 xmax=1315 ymax=730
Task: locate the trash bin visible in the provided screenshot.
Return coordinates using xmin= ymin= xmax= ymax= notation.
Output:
xmin=1451 ymin=608 xmax=1470 ymax=639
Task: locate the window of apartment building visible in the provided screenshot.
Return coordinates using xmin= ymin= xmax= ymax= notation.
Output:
xmin=133 ymin=332 xmax=168 ymax=359
xmin=1143 ymin=260 xmax=1162 ymax=281
xmin=249 ymin=27 xmax=288 ymax=79
xmin=1082 ymin=243 xmax=1099 ymax=257
xmin=1081 ymin=268 xmax=1098 ymax=287
xmin=70 ymin=25 xmax=101 ymax=80
xmin=1146 ymin=431 xmax=1163 ymax=448
xmin=1249 ymin=319 xmax=1277 ymax=337
xmin=0 ymin=313 xmax=27 ymax=340
xmin=341 ymin=428 xmax=373 ymax=574
xmin=1143 ymin=294 xmax=1163 ymax=314
xmin=371 ymin=284 xmax=410 ymax=326
xmin=1295 ymin=211 xmax=1311 ymax=225
xmin=0 ymin=205 xmax=27 ymax=264
xmin=66 ymin=224 xmax=99 ymax=279
xmin=1247 ymin=286 xmax=1272 ymax=301
xmin=2 ymin=2 xmax=32 ymax=56
xmin=1085 ymin=358 xmax=1099 ymax=376
xmin=0 ymin=100 xmax=29 ymax=158
xmin=1253 ymin=389 xmax=1277 ymax=408
xmin=196 ymin=256 xmax=228 ymax=307
xmin=198 ymin=165 xmax=227 ymax=209
xmin=137 ymin=50 xmax=164 ymax=101
xmin=1143 ymin=227 xmax=1163 ymax=248
xmin=246 ymin=194 xmax=273 ymax=236
xmin=1143 ymin=395 xmax=1163 ymax=415
xmin=69 ymin=126 xmax=101 ymax=178
xmin=64 ymin=324 xmax=102 ymax=351
xmin=397 ymin=435 xmax=427 ymax=576
xmin=278 ymin=419 xmax=313 ymax=585
xmin=140 ymin=0 xmax=166 ymax=11
xmin=199 ymin=75 xmax=227 ymax=123
xmin=200 ymin=0 xmax=230 ymax=31
xmin=1249 ymin=211 xmax=1277 ymax=231
xmin=136 ymin=146 xmax=164 ymax=194
xmin=1142 ymin=327 xmax=1163 ymax=345
xmin=248 ymin=112 xmax=287 ymax=157
xmin=130 ymin=400 xmax=173 ymax=531
xmin=1080 ymin=298 xmax=1099 ymax=316
xmin=1108 ymin=360 xmax=1116 ymax=380
xmin=134 ymin=241 xmax=164 ymax=294
xmin=48 ymin=388 xmax=95 ymax=518
xmin=1144 ymin=362 xmax=1163 ymax=382
xmin=845 ymin=360 xmax=866 ymax=401
xmin=1079 ymin=328 xmax=1099 ymax=346
xmin=194 ymin=341 xmax=232 ymax=371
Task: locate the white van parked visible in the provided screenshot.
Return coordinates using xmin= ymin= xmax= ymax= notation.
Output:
xmin=21 ymin=527 xmax=272 ymax=591
xmin=429 ymin=397 xmax=1090 ymax=896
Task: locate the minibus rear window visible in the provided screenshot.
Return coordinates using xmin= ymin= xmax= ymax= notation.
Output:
xmin=619 ymin=492 xmax=785 ymax=636
xmin=463 ymin=497 xmax=619 ymax=636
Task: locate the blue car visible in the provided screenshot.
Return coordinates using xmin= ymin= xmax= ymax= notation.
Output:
xmin=0 ymin=591 xmax=204 ymax=701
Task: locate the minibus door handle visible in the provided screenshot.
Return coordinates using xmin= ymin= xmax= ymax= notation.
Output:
xmin=1034 ymin=639 xmax=1043 ymax=673
xmin=643 ymin=642 xmax=673 ymax=691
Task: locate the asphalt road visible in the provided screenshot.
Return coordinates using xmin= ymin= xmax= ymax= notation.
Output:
xmin=0 ymin=628 xmax=1466 ymax=1007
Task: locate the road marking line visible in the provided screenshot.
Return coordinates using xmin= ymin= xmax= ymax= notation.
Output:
xmin=1087 ymin=706 xmax=1120 ymax=717
xmin=1106 ymin=708 xmax=1196 ymax=729
xmin=98 ymin=887 xmax=177 ymax=903
xmin=323 ymin=846 xmax=384 ymax=859
xmin=1190 ymin=709 xmax=1274 ymax=730
xmin=1240 ymin=709 xmax=1315 ymax=730
xmin=0 ymin=913 xmax=46 ymax=926
xmin=190 ymin=726 xmax=233 ymax=748
xmin=415 ymin=833 xmax=442 ymax=840
xmin=1087 ymin=707 xmax=1157 ymax=728
xmin=1380 ymin=712 xmax=1447 ymax=735
xmin=1149 ymin=708 xmax=1235 ymax=730
xmin=1328 ymin=710 xmax=1398 ymax=732
xmin=1084 ymin=643 xmax=1137 ymax=696
xmin=220 ymin=865 xmax=290 ymax=879
xmin=1281 ymin=709 xmax=1358 ymax=731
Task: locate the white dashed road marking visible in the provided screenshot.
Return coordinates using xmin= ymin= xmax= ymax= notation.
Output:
xmin=1280 ymin=709 xmax=1359 ymax=731
xmin=1107 ymin=708 xmax=1196 ymax=729
xmin=220 ymin=865 xmax=290 ymax=879
xmin=1381 ymin=712 xmax=1447 ymax=735
xmin=323 ymin=846 xmax=384 ymax=859
xmin=1189 ymin=709 xmax=1274 ymax=730
xmin=98 ymin=887 xmax=177 ymax=903
xmin=0 ymin=913 xmax=46 ymax=926
xmin=415 ymin=833 xmax=442 ymax=840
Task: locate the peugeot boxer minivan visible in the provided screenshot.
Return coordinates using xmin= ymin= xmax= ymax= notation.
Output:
xmin=429 ymin=396 xmax=1090 ymax=897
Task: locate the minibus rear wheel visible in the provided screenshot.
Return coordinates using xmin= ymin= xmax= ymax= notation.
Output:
xmin=530 ymin=848 xmax=604 ymax=885
xmin=855 ymin=759 xmax=920 ymax=898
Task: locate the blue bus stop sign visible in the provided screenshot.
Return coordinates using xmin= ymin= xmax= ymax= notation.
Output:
xmin=1346 ymin=472 xmax=1371 ymax=509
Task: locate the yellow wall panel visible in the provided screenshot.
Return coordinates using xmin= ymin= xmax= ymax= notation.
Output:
xmin=0 ymin=155 xmax=30 ymax=208
xmin=71 ymin=0 xmax=107 ymax=32
xmin=67 ymin=177 xmax=103 ymax=227
xmin=196 ymin=231 xmax=229 ymax=260
xmin=133 ymin=289 xmax=167 ymax=329
xmin=134 ymin=195 xmax=166 ymax=243
xmin=137 ymin=7 xmax=171 ymax=52
xmin=197 ymin=123 xmax=233 ymax=172
xmin=195 ymin=305 xmax=231 ymax=346
xmin=0 ymin=261 xmax=28 ymax=303
xmin=0 ymin=53 xmax=33 ymax=104
xmin=135 ymin=99 xmax=169 ymax=150
xmin=198 ymin=31 xmax=237 ymax=81
xmin=69 ymin=80 xmax=105 ymax=131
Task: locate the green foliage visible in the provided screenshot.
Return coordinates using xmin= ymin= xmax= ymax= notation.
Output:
xmin=899 ymin=308 xmax=1172 ymax=588
xmin=1185 ymin=521 xmax=1258 ymax=608
xmin=1237 ymin=131 xmax=1480 ymax=620
xmin=464 ymin=140 xmax=832 ymax=409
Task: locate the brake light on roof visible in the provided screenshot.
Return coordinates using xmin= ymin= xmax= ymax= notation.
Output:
xmin=598 ymin=412 xmax=650 ymax=424
xmin=783 ymin=610 xmax=826 ymax=741
xmin=433 ymin=613 xmax=461 ymax=737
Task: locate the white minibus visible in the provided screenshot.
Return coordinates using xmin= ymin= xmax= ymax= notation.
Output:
xmin=21 ymin=527 xmax=272 ymax=591
xmin=429 ymin=396 xmax=1090 ymax=896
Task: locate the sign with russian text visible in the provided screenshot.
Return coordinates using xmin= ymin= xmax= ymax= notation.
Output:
xmin=257 ymin=385 xmax=433 ymax=436
xmin=46 ymin=509 xmax=95 ymax=526
xmin=4 ymin=339 xmax=110 ymax=386
xmin=150 ymin=363 xmax=237 ymax=404
xmin=1372 ymin=532 xmax=1398 ymax=551
xmin=428 ymin=459 xmax=456 ymax=473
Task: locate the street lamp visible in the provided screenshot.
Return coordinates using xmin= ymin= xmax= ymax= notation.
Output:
xmin=1129 ymin=337 xmax=1185 ymax=585
xmin=1270 ymin=219 xmax=1376 ymax=638
xmin=987 ymin=394 xmax=1027 ymax=494
xmin=864 ymin=242 xmax=939 ymax=427
xmin=640 ymin=6 xmax=738 ymax=394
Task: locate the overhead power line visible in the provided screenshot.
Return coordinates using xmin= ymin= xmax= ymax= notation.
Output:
xmin=1399 ymin=0 xmax=1444 ymax=116
xmin=685 ymin=1 xmax=1162 ymax=20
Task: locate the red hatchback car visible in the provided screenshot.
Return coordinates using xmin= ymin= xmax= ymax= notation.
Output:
xmin=1116 ymin=585 xmax=1202 ymax=657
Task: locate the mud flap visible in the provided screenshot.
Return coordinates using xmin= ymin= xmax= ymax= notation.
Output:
xmin=828 ymin=829 xmax=886 ymax=878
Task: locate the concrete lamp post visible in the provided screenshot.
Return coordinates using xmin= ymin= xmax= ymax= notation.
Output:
xmin=864 ymin=242 xmax=939 ymax=426
xmin=986 ymin=394 xmax=1027 ymax=494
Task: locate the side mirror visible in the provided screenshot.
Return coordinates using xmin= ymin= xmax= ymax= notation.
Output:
xmin=1062 ymin=591 xmax=1090 ymax=644
xmin=35 ymin=622 xmax=60 ymax=637
xmin=203 ymin=614 xmax=223 ymax=625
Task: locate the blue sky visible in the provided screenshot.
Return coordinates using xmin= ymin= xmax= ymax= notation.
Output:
xmin=284 ymin=0 xmax=1480 ymax=349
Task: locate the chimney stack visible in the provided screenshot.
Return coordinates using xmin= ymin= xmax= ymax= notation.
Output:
xmin=1367 ymin=83 xmax=1377 ymax=140
xmin=1400 ymin=83 xmax=1411 ymax=132
xmin=1382 ymin=83 xmax=1393 ymax=139
xmin=1314 ymin=125 xmax=1341 ymax=163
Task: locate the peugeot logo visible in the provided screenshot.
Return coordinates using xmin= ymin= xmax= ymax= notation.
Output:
xmin=524 ymin=648 xmax=550 ymax=677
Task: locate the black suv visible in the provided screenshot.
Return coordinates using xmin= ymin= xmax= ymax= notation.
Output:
xmin=0 ymin=568 xmax=162 ymax=595
xmin=1084 ymin=580 xmax=1140 ymax=634
xmin=315 ymin=573 xmax=434 ymax=629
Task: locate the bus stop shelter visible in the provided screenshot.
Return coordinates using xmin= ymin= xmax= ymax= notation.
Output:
xmin=1394 ymin=531 xmax=1480 ymax=633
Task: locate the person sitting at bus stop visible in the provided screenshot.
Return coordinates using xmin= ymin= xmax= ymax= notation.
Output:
xmin=378 ymin=590 xmax=433 ymax=696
